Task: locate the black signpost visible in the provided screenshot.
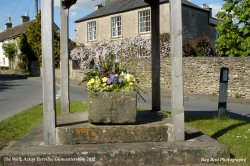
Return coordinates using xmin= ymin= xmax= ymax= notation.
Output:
xmin=218 ymin=67 xmax=229 ymax=119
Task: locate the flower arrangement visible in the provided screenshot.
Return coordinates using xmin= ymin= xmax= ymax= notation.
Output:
xmin=83 ymin=54 xmax=138 ymax=92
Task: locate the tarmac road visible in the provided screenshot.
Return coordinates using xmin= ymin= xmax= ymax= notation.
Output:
xmin=0 ymin=74 xmax=249 ymax=121
xmin=0 ymin=75 xmax=86 ymax=121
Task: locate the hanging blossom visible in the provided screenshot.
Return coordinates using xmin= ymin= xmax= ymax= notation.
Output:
xmin=70 ymin=34 xmax=170 ymax=69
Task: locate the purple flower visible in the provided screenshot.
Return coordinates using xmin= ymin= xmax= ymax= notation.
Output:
xmin=107 ymin=74 xmax=115 ymax=85
xmin=118 ymin=75 xmax=124 ymax=83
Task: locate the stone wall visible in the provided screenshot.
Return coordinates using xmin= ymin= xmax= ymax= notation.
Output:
xmin=57 ymin=58 xmax=250 ymax=99
xmin=131 ymin=57 xmax=250 ymax=99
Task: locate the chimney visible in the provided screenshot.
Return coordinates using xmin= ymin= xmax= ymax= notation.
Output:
xmin=21 ymin=16 xmax=30 ymax=23
xmin=208 ymin=8 xmax=212 ymax=18
xmin=5 ymin=17 xmax=12 ymax=30
xmin=95 ymin=4 xmax=103 ymax=10
xmin=203 ymin=4 xmax=209 ymax=9
xmin=203 ymin=4 xmax=212 ymax=18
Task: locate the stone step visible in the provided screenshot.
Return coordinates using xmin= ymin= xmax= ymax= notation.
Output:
xmin=0 ymin=125 xmax=230 ymax=166
xmin=56 ymin=112 xmax=173 ymax=144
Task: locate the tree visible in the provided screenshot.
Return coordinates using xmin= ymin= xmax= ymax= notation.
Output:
xmin=2 ymin=42 xmax=17 ymax=69
xmin=216 ymin=0 xmax=250 ymax=57
xmin=26 ymin=12 xmax=61 ymax=67
xmin=17 ymin=34 xmax=36 ymax=70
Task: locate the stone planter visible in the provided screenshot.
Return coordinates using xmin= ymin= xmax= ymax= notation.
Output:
xmin=88 ymin=91 xmax=137 ymax=124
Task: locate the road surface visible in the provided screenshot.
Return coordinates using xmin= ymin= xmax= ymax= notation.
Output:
xmin=0 ymin=75 xmax=249 ymax=121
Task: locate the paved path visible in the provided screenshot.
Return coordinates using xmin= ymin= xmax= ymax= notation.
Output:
xmin=0 ymin=74 xmax=249 ymax=121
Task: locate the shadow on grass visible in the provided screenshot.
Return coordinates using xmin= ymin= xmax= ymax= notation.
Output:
xmin=211 ymin=122 xmax=249 ymax=139
xmin=184 ymin=111 xmax=250 ymax=142
xmin=185 ymin=110 xmax=250 ymax=122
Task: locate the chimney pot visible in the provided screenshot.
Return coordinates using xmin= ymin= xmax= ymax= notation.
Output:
xmin=21 ymin=15 xmax=30 ymax=24
xmin=5 ymin=17 xmax=12 ymax=30
xmin=95 ymin=4 xmax=103 ymax=10
xmin=8 ymin=17 xmax=11 ymax=23
xmin=203 ymin=4 xmax=209 ymax=9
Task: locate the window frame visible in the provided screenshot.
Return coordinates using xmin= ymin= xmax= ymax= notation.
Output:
xmin=87 ymin=21 xmax=97 ymax=41
xmin=2 ymin=58 xmax=5 ymax=65
xmin=138 ymin=48 xmax=150 ymax=58
xmin=111 ymin=16 xmax=122 ymax=38
xmin=138 ymin=9 xmax=151 ymax=33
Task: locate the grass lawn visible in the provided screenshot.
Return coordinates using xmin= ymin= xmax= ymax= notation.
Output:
xmin=0 ymin=101 xmax=87 ymax=150
xmin=185 ymin=115 xmax=250 ymax=161
xmin=0 ymin=103 xmax=249 ymax=164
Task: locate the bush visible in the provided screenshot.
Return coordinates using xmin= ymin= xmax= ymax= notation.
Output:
xmin=183 ymin=43 xmax=196 ymax=57
xmin=183 ymin=37 xmax=216 ymax=57
xmin=26 ymin=12 xmax=61 ymax=67
xmin=71 ymin=34 xmax=171 ymax=69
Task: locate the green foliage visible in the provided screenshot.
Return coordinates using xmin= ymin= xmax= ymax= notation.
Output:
xmin=216 ymin=0 xmax=250 ymax=57
xmin=26 ymin=12 xmax=61 ymax=67
xmin=16 ymin=34 xmax=36 ymax=70
xmin=84 ymin=54 xmax=138 ymax=92
xmin=235 ymin=92 xmax=242 ymax=98
xmin=2 ymin=42 xmax=17 ymax=68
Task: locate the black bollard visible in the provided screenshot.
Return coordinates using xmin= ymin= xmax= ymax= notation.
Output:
xmin=218 ymin=67 xmax=229 ymax=119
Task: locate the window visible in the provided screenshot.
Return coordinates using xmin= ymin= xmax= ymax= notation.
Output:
xmin=87 ymin=21 xmax=96 ymax=41
xmin=138 ymin=49 xmax=149 ymax=58
xmin=2 ymin=58 xmax=5 ymax=65
xmin=111 ymin=16 xmax=121 ymax=37
xmin=139 ymin=10 xmax=151 ymax=33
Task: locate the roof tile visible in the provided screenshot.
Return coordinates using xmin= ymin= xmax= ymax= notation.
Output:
xmin=75 ymin=0 xmax=205 ymax=23
xmin=0 ymin=20 xmax=34 ymax=42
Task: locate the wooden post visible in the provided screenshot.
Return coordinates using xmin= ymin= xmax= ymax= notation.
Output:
xmin=60 ymin=2 xmax=70 ymax=114
xmin=144 ymin=0 xmax=161 ymax=111
xmin=35 ymin=0 xmax=39 ymax=16
xmin=170 ymin=0 xmax=185 ymax=141
xmin=41 ymin=0 xmax=56 ymax=145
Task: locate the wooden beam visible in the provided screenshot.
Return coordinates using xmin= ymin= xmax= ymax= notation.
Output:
xmin=170 ymin=0 xmax=185 ymax=141
xmin=145 ymin=0 xmax=161 ymax=111
xmin=60 ymin=1 xmax=70 ymax=114
xmin=61 ymin=0 xmax=77 ymax=9
xmin=41 ymin=0 xmax=56 ymax=145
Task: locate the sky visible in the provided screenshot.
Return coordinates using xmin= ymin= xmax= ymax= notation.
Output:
xmin=0 ymin=0 xmax=225 ymax=41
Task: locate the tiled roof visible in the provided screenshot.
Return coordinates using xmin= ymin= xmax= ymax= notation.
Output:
xmin=0 ymin=20 xmax=34 ymax=42
xmin=209 ymin=18 xmax=220 ymax=26
xmin=75 ymin=0 xmax=205 ymax=23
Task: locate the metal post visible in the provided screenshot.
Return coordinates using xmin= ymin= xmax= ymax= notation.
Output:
xmin=170 ymin=0 xmax=185 ymax=141
xmin=218 ymin=67 xmax=229 ymax=119
xmin=60 ymin=2 xmax=70 ymax=114
xmin=41 ymin=0 xmax=56 ymax=145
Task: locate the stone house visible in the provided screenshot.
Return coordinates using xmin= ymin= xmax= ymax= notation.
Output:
xmin=75 ymin=0 xmax=219 ymax=48
xmin=0 ymin=16 xmax=34 ymax=69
